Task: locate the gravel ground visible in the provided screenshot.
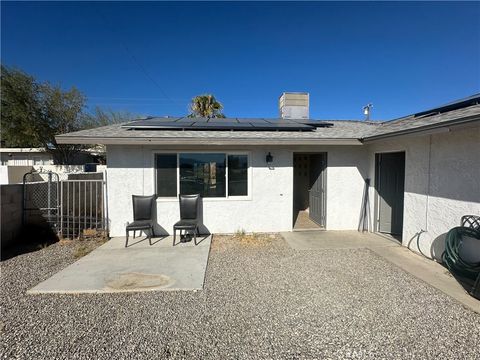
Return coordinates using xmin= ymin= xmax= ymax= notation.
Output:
xmin=1 ymin=234 xmax=480 ymax=359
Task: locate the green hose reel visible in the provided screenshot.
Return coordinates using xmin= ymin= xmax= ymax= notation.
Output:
xmin=442 ymin=225 xmax=480 ymax=297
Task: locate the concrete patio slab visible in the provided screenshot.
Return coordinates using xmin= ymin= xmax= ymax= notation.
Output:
xmin=281 ymin=230 xmax=480 ymax=314
xmin=28 ymin=235 xmax=211 ymax=294
xmin=281 ymin=230 xmax=399 ymax=250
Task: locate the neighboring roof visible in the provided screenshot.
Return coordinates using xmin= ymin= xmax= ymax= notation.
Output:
xmin=55 ymin=94 xmax=480 ymax=146
xmin=0 ymin=148 xmax=48 ymax=153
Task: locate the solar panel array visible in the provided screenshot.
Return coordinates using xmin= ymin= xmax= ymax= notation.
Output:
xmin=123 ymin=117 xmax=333 ymax=131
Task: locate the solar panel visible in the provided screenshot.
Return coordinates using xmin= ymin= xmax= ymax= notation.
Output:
xmin=250 ymin=122 xmax=311 ymax=129
xmin=191 ymin=122 xmax=250 ymax=129
xmin=204 ymin=119 xmax=239 ymax=124
xmin=123 ymin=117 xmax=333 ymax=131
xmin=123 ymin=120 xmax=194 ymax=129
xmin=175 ymin=117 xmax=198 ymax=123
xmin=237 ymin=118 xmax=264 ymax=123
xmin=289 ymin=119 xmax=334 ymax=127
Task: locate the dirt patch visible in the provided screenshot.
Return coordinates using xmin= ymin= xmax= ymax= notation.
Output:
xmin=105 ymin=272 xmax=174 ymax=291
xmin=212 ymin=233 xmax=280 ymax=252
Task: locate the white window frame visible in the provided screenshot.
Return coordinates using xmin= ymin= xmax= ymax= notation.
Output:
xmin=153 ymin=150 xmax=252 ymax=201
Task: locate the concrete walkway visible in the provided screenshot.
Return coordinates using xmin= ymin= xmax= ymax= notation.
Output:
xmin=29 ymin=235 xmax=211 ymax=294
xmin=281 ymin=230 xmax=480 ymax=314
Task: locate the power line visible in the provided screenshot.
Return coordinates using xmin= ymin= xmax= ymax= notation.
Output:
xmin=91 ymin=3 xmax=173 ymax=102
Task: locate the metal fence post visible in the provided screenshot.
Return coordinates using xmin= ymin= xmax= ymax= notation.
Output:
xmin=47 ymin=172 xmax=52 ymax=222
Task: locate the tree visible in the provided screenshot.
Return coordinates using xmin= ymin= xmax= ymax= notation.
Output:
xmin=1 ymin=65 xmax=43 ymax=147
xmin=41 ymin=83 xmax=88 ymax=164
xmin=1 ymin=65 xmax=88 ymax=163
xmin=188 ymin=94 xmax=225 ymax=118
xmin=81 ymin=106 xmax=138 ymax=164
xmin=83 ymin=106 xmax=137 ymax=128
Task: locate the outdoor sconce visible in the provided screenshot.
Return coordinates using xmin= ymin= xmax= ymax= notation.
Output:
xmin=266 ymin=152 xmax=273 ymax=164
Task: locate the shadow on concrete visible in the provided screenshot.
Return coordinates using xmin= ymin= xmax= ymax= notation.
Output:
xmin=125 ymin=234 xmax=169 ymax=248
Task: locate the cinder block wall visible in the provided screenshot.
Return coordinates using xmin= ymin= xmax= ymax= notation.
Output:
xmin=1 ymin=184 xmax=24 ymax=249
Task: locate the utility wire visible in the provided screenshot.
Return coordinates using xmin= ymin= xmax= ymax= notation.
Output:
xmin=91 ymin=3 xmax=173 ymax=102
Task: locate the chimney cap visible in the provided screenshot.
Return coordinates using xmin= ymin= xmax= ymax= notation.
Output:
xmin=279 ymin=91 xmax=309 ymax=98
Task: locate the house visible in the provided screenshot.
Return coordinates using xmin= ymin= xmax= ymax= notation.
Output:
xmin=0 ymin=147 xmax=54 ymax=166
xmin=0 ymin=146 xmax=106 ymax=184
xmin=55 ymin=93 xmax=480 ymax=260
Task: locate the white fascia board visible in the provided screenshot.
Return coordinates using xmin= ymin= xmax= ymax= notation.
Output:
xmin=55 ymin=136 xmax=363 ymax=146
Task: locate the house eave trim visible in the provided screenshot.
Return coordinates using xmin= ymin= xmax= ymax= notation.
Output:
xmin=55 ymin=136 xmax=363 ymax=146
xmin=362 ymin=116 xmax=480 ymax=143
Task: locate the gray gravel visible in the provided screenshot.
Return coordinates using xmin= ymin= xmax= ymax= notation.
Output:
xmin=1 ymin=235 xmax=480 ymax=359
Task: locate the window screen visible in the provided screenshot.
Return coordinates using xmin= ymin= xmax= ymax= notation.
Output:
xmin=228 ymin=155 xmax=248 ymax=196
xmin=155 ymin=154 xmax=177 ymax=197
xmin=179 ymin=153 xmax=226 ymax=197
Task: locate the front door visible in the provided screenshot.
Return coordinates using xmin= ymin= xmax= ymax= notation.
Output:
xmin=376 ymin=152 xmax=405 ymax=236
xmin=309 ymin=153 xmax=327 ymax=227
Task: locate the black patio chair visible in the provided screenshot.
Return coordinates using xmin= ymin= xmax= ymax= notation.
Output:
xmin=173 ymin=194 xmax=201 ymax=246
xmin=125 ymin=195 xmax=156 ymax=247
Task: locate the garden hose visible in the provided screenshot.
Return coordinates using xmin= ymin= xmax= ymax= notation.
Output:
xmin=442 ymin=226 xmax=480 ymax=281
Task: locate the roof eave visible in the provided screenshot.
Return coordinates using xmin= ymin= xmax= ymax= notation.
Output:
xmin=55 ymin=136 xmax=363 ymax=146
xmin=362 ymin=115 xmax=480 ymax=143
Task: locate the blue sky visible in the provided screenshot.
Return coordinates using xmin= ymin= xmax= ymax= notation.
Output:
xmin=2 ymin=1 xmax=479 ymax=120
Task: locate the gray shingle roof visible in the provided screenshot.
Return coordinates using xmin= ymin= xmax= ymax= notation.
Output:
xmin=56 ymin=97 xmax=480 ymax=145
xmin=366 ymin=104 xmax=480 ymax=140
xmin=56 ymin=120 xmax=379 ymax=145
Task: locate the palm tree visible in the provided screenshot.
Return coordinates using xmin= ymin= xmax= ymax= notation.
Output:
xmin=188 ymin=94 xmax=225 ymax=118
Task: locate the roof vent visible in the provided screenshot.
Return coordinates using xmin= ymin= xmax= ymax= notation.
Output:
xmin=279 ymin=92 xmax=309 ymax=119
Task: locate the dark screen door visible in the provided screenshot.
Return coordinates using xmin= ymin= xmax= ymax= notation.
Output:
xmin=309 ymin=153 xmax=327 ymax=227
xmin=377 ymin=152 xmax=405 ymax=235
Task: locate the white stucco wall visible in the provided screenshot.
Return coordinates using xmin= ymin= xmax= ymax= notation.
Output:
xmin=104 ymin=128 xmax=479 ymax=257
xmin=323 ymin=146 xmax=369 ymax=230
xmin=367 ymin=125 xmax=480 ymax=260
xmin=105 ymin=145 xmax=369 ymax=236
xmin=106 ymin=146 xmax=294 ymax=236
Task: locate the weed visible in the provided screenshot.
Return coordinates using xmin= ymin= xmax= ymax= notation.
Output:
xmin=73 ymin=244 xmax=93 ymax=259
xmin=234 ymin=228 xmax=246 ymax=237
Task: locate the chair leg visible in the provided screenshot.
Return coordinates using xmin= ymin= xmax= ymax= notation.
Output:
xmin=148 ymin=227 xmax=152 ymax=246
xmin=125 ymin=230 xmax=129 ymax=248
xmin=194 ymin=227 xmax=197 ymax=245
xmin=173 ymin=228 xmax=176 ymax=246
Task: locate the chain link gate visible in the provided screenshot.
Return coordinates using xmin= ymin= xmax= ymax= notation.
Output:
xmin=23 ymin=170 xmax=61 ymax=233
xmin=22 ymin=170 xmax=108 ymax=239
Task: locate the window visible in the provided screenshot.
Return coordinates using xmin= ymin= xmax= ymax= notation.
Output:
xmin=155 ymin=152 xmax=249 ymax=198
xmin=155 ymin=154 xmax=177 ymax=197
xmin=228 ymin=155 xmax=248 ymax=196
xmin=180 ymin=153 xmax=226 ymax=197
